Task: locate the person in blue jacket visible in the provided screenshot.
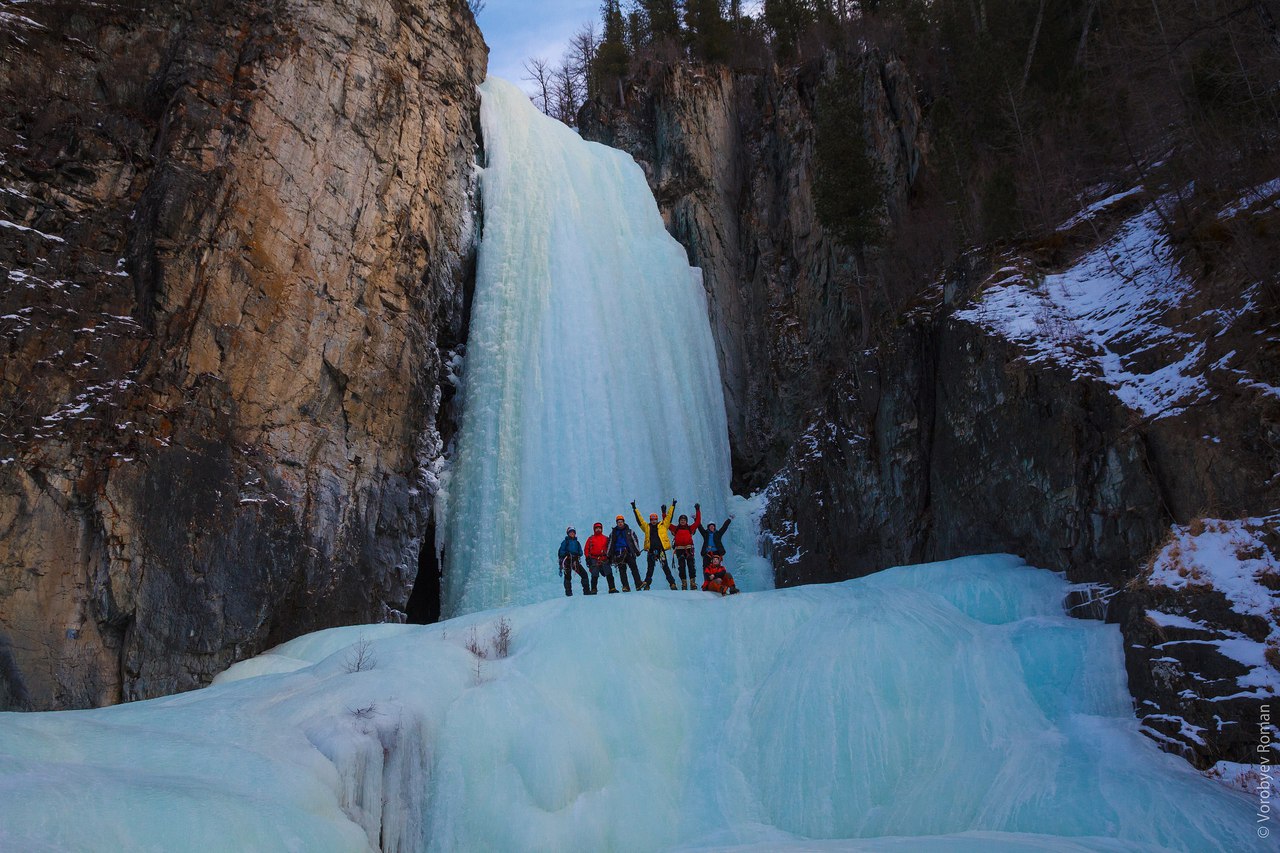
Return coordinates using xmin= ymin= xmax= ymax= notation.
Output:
xmin=698 ymin=514 xmax=733 ymax=570
xmin=607 ymin=515 xmax=644 ymax=591
xmin=558 ymin=527 xmax=589 ymax=596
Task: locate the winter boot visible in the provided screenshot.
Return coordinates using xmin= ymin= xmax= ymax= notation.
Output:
xmin=680 ymin=579 xmax=688 ymax=590
xmin=608 ymin=585 xmax=619 ymax=594
xmin=621 ymin=584 xmax=631 ymax=592
xmin=669 ymin=581 xmax=678 ymax=591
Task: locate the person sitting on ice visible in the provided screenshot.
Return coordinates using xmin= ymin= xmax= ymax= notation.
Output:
xmin=697 ymin=513 xmax=733 ymax=570
xmin=701 ymin=554 xmax=739 ymax=595
xmin=669 ymin=500 xmax=701 ymax=590
xmin=607 ymin=515 xmax=643 ymax=592
xmin=557 ymin=527 xmax=590 ymax=597
xmin=583 ymin=522 xmax=617 ymax=594
xmin=632 ymin=499 xmax=676 ymax=590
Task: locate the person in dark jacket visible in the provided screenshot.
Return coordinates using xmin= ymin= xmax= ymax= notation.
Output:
xmin=608 ymin=515 xmax=643 ymax=592
xmin=584 ymin=522 xmax=617 ymax=594
xmin=670 ymin=500 xmax=701 ymax=589
xmin=557 ymin=527 xmax=589 ymax=597
xmin=697 ymin=514 xmax=733 ymax=569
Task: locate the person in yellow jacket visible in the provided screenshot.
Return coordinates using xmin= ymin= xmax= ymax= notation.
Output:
xmin=632 ymin=499 xmax=677 ymax=590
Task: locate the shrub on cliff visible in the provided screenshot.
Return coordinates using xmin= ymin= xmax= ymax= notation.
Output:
xmin=813 ymin=64 xmax=888 ymax=250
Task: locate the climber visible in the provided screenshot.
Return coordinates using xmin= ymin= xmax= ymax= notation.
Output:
xmin=670 ymin=500 xmax=701 ymax=590
xmin=557 ymin=527 xmax=590 ymax=597
xmin=701 ymin=553 xmax=739 ymax=596
xmin=698 ymin=514 xmax=734 ymax=569
xmin=632 ymin=500 xmax=676 ymax=590
xmin=584 ymin=522 xmax=617 ymax=594
xmin=608 ymin=515 xmax=643 ymax=592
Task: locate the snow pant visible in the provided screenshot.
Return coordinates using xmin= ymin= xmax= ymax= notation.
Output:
xmin=704 ymin=576 xmax=736 ymax=595
xmin=613 ymin=554 xmax=642 ymax=590
xmin=701 ymin=550 xmax=725 ymax=570
xmin=562 ymin=558 xmax=589 ymax=596
xmin=674 ymin=547 xmax=697 ymax=584
xmin=588 ymin=559 xmax=616 ymax=594
xmin=645 ymin=548 xmax=675 ymax=587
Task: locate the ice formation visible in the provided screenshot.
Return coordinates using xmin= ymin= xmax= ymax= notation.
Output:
xmin=0 ymin=557 xmax=1264 ymax=851
xmin=442 ymin=78 xmax=749 ymax=616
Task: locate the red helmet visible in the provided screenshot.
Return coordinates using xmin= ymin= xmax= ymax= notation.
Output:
xmin=649 ymin=513 xmax=659 ymax=522
xmin=593 ymin=522 xmax=603 ymax=531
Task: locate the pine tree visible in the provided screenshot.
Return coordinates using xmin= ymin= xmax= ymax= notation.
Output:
xmin=643 ymin=0 xmax=683 ymax=42
xmin=597 ymin=0 xmax=631 ymax=100
xmin=685 ymin=0 xmax=730 ymax=63
xmin=764 ymin=0 xmax=813 ymax=58
xmin=813 ymin=64 xmax=887 ymax=248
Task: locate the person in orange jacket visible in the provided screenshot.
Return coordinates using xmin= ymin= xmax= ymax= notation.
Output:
xmin=701 ymin=553 xmax=739 ymax=595
xmin=670 ymin=500 xmax=701 ymax=590
xmin=584 ymin=522 xmax=618 ymax=594
xmin=632 ymin=499 xmax=675 ymax=590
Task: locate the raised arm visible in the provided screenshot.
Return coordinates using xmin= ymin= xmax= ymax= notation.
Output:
xmin=720 ymin=517 xmax=733 ymax=535
xmin=632 ymin=504 xmax=648 ymax=532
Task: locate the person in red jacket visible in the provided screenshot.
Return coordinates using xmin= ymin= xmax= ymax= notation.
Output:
xmin=701 ymin=554 xmax=738 ymax=595
xmin=584 ymin=522 xmax=618 ymax=594
xmin=669 ymin=500 xmax=701 ymax=589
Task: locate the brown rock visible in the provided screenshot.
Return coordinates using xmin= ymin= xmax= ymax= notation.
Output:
xmin=0 ymin=0 xmax=487 ymax=709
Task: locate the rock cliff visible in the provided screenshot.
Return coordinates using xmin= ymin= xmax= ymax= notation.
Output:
xmin=580 ymin=53 xmax=925 ymax=489
xmin=0 ymin=0 xmax=486 ymax=709
xmin=582 ymin=57 xmax=1279 ymax=767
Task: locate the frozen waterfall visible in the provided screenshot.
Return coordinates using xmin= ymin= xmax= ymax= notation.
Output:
xmin=441 ymin=78 xmax=751 ymax=616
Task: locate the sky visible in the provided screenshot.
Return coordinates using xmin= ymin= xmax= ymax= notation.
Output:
xmin=476 ymin=0 xmax=603 ymax=88
xmin=477 ymin=2 xmax=766 ymax=90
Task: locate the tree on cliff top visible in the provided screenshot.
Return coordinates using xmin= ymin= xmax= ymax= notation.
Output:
xmin=597 ymin=0 xmax=631 ymax=100
xmin=642 ymin=0 xmax=684 ymax=42
xmin=685 ymin=0 xmax=732 ymax=63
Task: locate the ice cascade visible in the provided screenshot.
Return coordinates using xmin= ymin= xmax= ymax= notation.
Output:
xmin=441 ymin=78 xmax=748 ymax=616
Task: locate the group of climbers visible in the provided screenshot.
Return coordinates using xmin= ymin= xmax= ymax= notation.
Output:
xmin=556 ymin=498 xmax=739 ymax=596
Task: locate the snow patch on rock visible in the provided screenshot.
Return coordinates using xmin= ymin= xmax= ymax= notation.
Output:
xmin=956 ymin=207 xmax=1208 ymax=419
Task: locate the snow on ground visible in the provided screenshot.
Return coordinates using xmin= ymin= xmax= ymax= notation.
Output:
xmin=0 ymin=556 xmax=1265 ymax=852
xmin=1219 ymin=177 xmax=1280 ymax=219
xmin=1143 ymin=513 xmax=1280 ymax=695
xmin=955 ymin=207 xmax=1208 ymax=419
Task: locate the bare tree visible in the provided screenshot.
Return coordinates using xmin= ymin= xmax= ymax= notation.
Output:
xmin=523 ymin=57 xmax=553 ymax=114
xmin=491 ymin=616 xmax=512 ymax=658
xmin=568 ymin=22 xmax=600 ymax=98
xmin=552 ymin=62 xmax=583 ymax=124
xmin=344 ymin=636 xmax=376 ymax=673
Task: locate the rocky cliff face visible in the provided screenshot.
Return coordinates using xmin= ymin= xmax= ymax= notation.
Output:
xmin=582 ymin=58 xmax=1279 ymax=767
xmin=0 ymin=0 xmax=486 ymax=710
xmin=580 ymin=54 xmax=925 ymax=490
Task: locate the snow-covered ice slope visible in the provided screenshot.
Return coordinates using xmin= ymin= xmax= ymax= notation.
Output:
xmin=442 ymin=78 xmax=741 ymax=616
xmin=0 ymin=557 xmax=1263 ymax=852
